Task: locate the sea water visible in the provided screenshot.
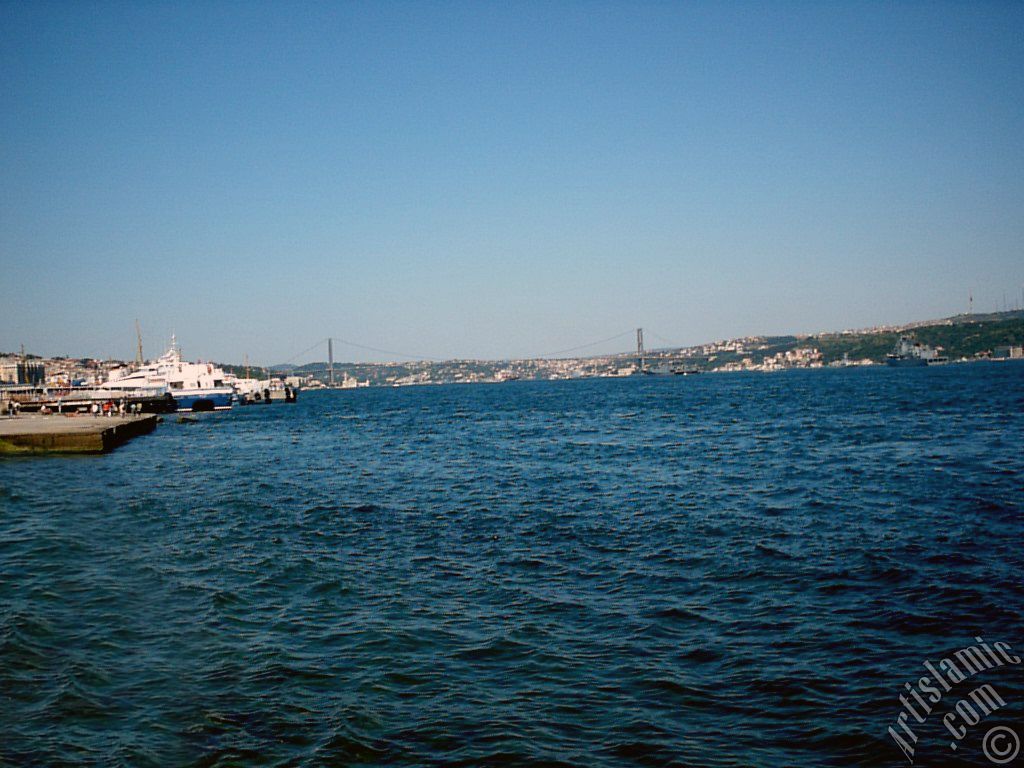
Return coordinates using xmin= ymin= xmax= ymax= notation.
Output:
xmin=1 ymin=365 xmax=1022 ymax=766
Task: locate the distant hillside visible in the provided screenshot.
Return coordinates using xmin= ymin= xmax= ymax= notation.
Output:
xmin=809 ymin=316 xmax=1024 ymax=364
xmin=691 ymin=315 xmax=1024 ymax=370
xmin=901 ymin=309 xmax=1024 ymax=329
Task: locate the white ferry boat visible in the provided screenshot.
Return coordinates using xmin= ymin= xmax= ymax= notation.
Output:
xmin=105 ymin=337 xmax=235 ymax=411
xmin=223 ymin=372 xmax=299 ymax=404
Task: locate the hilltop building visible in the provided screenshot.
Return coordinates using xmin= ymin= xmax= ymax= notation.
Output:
xmin=0 ymin=359 xmax=45 ymax=386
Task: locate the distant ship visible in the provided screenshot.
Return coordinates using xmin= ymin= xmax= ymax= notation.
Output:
xmin=230 ymin=375 xmax=298 ymax=405
xmin=885 ymin=336 xmax=948 ymax=367
xmin=105 ymin=337 xmax=235 ymax=411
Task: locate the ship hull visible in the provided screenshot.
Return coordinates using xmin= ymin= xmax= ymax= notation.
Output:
xmin=172 ymin=390 xmax=234 ymax=412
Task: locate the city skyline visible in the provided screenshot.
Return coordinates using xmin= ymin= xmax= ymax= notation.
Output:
xmin=2 ymin=2 xmax=1023 ymax=363
xmin=6 ymin=306 xmax=1023 ymax=371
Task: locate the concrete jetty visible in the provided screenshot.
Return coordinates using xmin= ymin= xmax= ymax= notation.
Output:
xmin=0 ymin=414 xmax=159 ymax=454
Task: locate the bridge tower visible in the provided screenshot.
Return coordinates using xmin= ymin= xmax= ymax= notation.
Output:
xmin=328 ymin=338 xmax=335 ymax=387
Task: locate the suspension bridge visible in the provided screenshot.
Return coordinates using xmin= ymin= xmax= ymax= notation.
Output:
xmin=265 ymin=328 xmax=694 ymax=381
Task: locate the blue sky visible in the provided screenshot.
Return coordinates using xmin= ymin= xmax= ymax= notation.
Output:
xmin=2 ymin=1 xmax=1022 ymax=364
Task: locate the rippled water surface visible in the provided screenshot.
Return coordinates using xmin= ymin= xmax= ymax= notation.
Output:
xmin=2 ymin=365 xmax=1022 ymax=767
